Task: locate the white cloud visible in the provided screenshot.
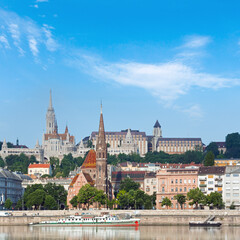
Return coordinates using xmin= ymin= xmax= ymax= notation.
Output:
xmin=0 ymin=35 xmax=10 ymax=49
xmin=182 ymin=35 xmax=211 ymax=49
xmin=71 ymin=56 xmax=239 ymax=102
xmin=0 ymin=8 xmax=58 ymax=58
xmin=67 ymin=54 xmax=240 ymax=118
xmin=33 ymin=4 xmax=39 ymax=8
xmin=42 ymin=24 xmax=58 ymax=51
xmin=28 ymin=37 xmax=38 ymax=56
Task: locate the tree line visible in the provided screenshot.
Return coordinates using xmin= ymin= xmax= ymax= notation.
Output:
xmin=70 ymin=178 xmax=156 ymax=210
xmin=161 ymin=188 xmax=224 ymax=209
xmin=15 ymin=183 xmax=67 ymax=210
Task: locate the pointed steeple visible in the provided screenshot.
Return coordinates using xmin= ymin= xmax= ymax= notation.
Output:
xmin=65 ymin=125 xmax=69 ymax=133
xmin=96 ymin=105 xmax=106 ymax=151
xmin=95 ymin=104 xmax=108 ymax=194
xmin=154 ymin=120 xmax=161 ymax=128
xmin=2 ymin=139 xmax=7 ymax=149
xmin=48 ymin=89 xmax=53 ymax=110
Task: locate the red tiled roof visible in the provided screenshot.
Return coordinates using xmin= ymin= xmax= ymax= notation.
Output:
xmin=28 ymin=164 xmax=50 ymax=169
xmin=83 ymin=172 xmax=94 ymax=186
xmin=81 ymin=150 xmax=96 ymax=169
xmin=69 ymin=174 xmax=79 ymax=187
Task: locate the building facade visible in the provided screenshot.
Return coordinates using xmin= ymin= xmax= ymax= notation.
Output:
xmin=144 ymin=172 xmax=157 ymax=195
xmin=198 ymin=166 xmax=225 ymax=195
xmin=28 ymin=163 xmax=52 ymax=177
xmin=0 ymin=168 xmax=22 ymax=209
xmin=156 ymin=168 xmax=198 ymax=209
xmin=215 ymin=159 xmax=240 ymax=167
xmin=91 ymin=129 xmax=147 ymax=157
xmin=223 ymin=166 xmax=240 ymax=208
xmin=0 ymin=139 xmax=44 ymax=162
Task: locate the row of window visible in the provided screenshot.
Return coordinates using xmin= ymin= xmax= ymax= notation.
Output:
xmin=169 ymin=179 xmax=196 ymax=184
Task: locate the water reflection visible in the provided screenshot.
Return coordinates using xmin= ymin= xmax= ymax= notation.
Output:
xmin=0 ymin=225 xmax=239 ymax=239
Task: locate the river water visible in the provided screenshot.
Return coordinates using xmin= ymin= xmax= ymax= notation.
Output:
xmin=0 ymin=226 xmax=239 ymax=239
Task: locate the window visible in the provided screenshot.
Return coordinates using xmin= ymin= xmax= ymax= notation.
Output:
xmin=162 ymin=180 xmax=165 ymax=184
xmin=226 ymin=174 xmax=230 ymax=177
xmin=184 ymin=187 xmax=187 ymax=192
xmin=226 ymin=193 xmax=230 ymax=197
xmin=233 ymin=174 xmax=239 ymax=177
xmin=208 ymin=181 xmax=214 ymax=185
xmin=180 ymin=179 xmax=182 ymax=184
xmin=162 ymin=187 xmax=165 ymax=193
xmin=176 ymin=179 xmax=178 ymax=184
xmin=193 ymin=179 xmax=196 ymax=183
xmin=171 ymin=179 xmax=174 ymax=184
xmin=180 ymin=188 xmax=182 ymax=192
xmin=175 ymin=187 xmax=178 ymax=192
xmin=184 ymin=179 xmax=187 ymax=184
xmin=188 ymin=179 xmax=191 ymax=184
xmin=171 ymin=188 xmax=174 ymax=192
xmin=233 ymin=193 xmax=239 ymax=197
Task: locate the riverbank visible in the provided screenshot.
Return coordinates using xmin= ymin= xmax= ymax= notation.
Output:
xmin=1 ymin=210 xmax=240 ymax=226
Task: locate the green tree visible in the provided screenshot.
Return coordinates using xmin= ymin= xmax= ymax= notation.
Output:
xmin=204 ymin=151 xmax=215 ymax=166
xmin=94 ymin=190 xmax=107 ymax=207
xmin=161 ymin=197 xmax=172 ymax=209
xmin=4 ymin=198 xmax=12 ymax=210
xmin=206 ymin=142 xmax=219 ymax=157
xmin=187 ymin=188 xmax=205 ymax=209
xmin=70 ymin=196 xmax=78 ymax=208
xmin=44 ymin=195 xmax=58 ymax=210
xmin=226 ymin=133 xmax=240 ymax=158
xmin=107 ymin=199 xmax=117 ymax=209
xmin=116 ymin=190 xmax=129 ymax=209
xmin=119 ymin=178 xmax=140 ymax=192
xmin=44 ymin=183 xmax=67 ymax=209
xmin=77 ymin=184 xmax=97 ymax=209
xmin=230 ymin=202 xmax=236 ymax=210
xmin=174 ymin=194 xmax=186 ymax=209
xmin=26 ymin=189 xmax=46 ymax=210
xmin=205 ymin=192 xmax=224 ymax=209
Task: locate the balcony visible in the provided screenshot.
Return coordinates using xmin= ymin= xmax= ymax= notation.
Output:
xmin=200 ymin=184 xmax=207 ymax=187
xmin=215 ymin=177 xmax=222 ymax=181
xmin=215 ymin=184 xmax=223 ymax=187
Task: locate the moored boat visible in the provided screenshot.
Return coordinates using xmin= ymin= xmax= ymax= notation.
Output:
xmin=33 ymin=214 xmax=140 ymax=227
xmin=189 ymin=221 xmax=221 ymax=227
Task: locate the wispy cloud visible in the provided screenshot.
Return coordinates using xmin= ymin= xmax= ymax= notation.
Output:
xmin=67 ymin=53 xmax=240 ymax=118
xmin=28 ymin=37 xmax=38 ymax=56
xmin=0 ymin=35 xmax=10 ymax=49
xmin=182 ymin=35 xmax=211 ymax=49
xmin=0 ymin=8 xmax=58 ymax=58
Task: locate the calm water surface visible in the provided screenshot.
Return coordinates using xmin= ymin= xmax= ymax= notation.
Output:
xmin=0 ymin=226 xmax=239 ymax=239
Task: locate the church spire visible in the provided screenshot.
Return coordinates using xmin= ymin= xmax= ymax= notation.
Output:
xmin=96 ymin=104 xmax=106 ymax=151
xmin=95 ymin=104 xmax=108 ymax=194
xmin=48 ymin=89 xmax=53 ymax=110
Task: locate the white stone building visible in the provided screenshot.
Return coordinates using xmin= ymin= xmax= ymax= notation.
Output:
xmin=144 ymin=172 xmax=157 ymax=195
xmin=28 ymin=163 xmax=52 ymax=177
xmin=0 ymin=139 xmax=44 ymax=162
xmin=223 ymin=166 xmax=240 ymax=208
xmin=198 ymin=166 xmax=225 ymax=195
xmin=91 ymin=128 xmax=146 ymax=156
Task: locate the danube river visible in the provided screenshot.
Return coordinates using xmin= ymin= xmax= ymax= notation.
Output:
xmin=0 ymin=226 xmax=239 ymax=239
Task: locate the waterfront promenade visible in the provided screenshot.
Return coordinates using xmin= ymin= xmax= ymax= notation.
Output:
xmin=1 ymin=210 xmax=240 ymax=226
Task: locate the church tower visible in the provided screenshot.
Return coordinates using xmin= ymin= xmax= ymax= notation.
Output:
xmin=153 ymin=120 xmax=162 ymax=138
xmin=95 ymin=105 xmax=108 ymax=193
xmin=46 ymin=90 xmax=57 ymax=134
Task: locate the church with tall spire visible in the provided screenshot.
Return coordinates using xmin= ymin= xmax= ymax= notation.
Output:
xmin=95 ymin=104 xmax=108 ymax=193
xmin=42 ymin=90 xmax=77 ymax=161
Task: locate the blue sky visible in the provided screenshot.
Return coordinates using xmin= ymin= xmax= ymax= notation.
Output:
xmin=0 ymin=0 xmax=240 ymax=147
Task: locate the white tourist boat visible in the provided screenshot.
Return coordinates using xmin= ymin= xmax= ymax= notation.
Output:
xmin=33 ymin=214 xmax=140 ymax=227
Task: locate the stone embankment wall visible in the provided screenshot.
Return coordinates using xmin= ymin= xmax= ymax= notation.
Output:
xmin=1 ymin=210 xmax=240 ymax=226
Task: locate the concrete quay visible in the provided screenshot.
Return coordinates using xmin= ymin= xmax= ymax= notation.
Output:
xmin=1 ymin=210 xmax=240 ymax=226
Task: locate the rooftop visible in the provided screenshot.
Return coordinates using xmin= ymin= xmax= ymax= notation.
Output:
xmin=198 ymin=166 xmax=226 ymax=175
